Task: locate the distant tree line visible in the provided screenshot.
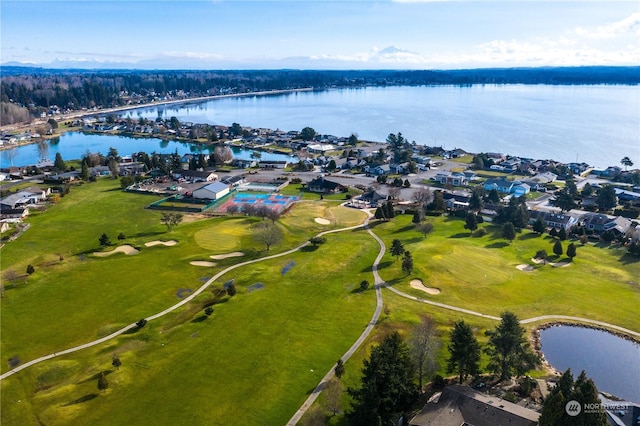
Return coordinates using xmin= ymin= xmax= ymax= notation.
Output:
xmin=2 ymin=66 xmax=638 ymax=124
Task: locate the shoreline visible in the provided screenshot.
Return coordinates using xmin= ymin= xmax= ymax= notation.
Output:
xmin=0 ymin=87 xmax=315 ymax=134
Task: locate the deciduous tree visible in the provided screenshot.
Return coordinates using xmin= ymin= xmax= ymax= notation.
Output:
xmin=253 ymin=222 xmax=283 ymax=251
xmin=160 ymin=212 xmax=183 ymax=231
xmin=325 ymin=378 xmax=343 ymax=416
xmin=416 ymin=222 xmax=434 ymax=238
xmin=410 ymin=315 xmax=439 ymax=391
xmin=334 ymin=359 xmax=345 ymax=379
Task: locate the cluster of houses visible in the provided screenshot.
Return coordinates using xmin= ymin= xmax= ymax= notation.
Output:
xmin=0 ymin=186 xmax=50 ymax=224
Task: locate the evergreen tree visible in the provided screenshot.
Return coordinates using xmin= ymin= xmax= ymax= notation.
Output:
xmin=26 ymin=264 xmax=35 ymax=275
xmin=532 ymin=217 xmax=546 ymax=234
xmin=553 ymin=240 xmax=563 ymax=257
xmin=484 ymin=312 xmax=540 ymax=381
xmin=347 ymin=332 xmax=417 ymax=426
xmin=464 ymin=212 xmax=478 ymax=233
xmin=390 ymin=239 xmax=405 ymax=259
xmin=412 ymin=210 xmax=423 ymax=224
xmin=596 ymin=185 xmax=618 ymax=211
xmin=469 ymin=190 xmax=484 ymax=212
xmin=374 ymin=206 xmax=385 ymax=220
xmin=81 ymin=161 xmax=90 ymax=181
xmin=539 ymin=369 xmax=608 ymax=426
xmin=99 ymin=233 xmax=111 ymax=246
xmin=401 ymin=250 xmax=414 ymax=274
xmin=54 ymin=152 xmax=66 ymax=173
xmin=334 ymin=359 xmax=345 ymax=379
xmin=502 ymin=222 xmax=516 ymax=242
xmin=558 ymin=227 xmax=567 ymax=241
xmin=566 ymin=242 xmax=577 ymax=260
xmin=97 ymin=371 xmax=109 ymax=392
xmin=112 ymin=354 xmax=122 ymax=369
xmin=446 ymin=320 xmax=481 ymax=384
xmin=384 ymin=201 xmax=395 ymax=219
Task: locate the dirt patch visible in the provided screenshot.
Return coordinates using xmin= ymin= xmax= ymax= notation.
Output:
xmin=314 ymin=217 xmax=331 ymax=225
xmin=190 ymin=261 xmax=216 ymax=267
xmin=145 ymin=240 xmax=177 ymax=247
xmin=516 ymin=264 xmax=535 ymax=272
xmin=94 ymin=245 xmax=139 ymax=257
xmin=210 ymin=252 xmax=244 ymax=260
xmin=531 ymin=258 xmax=545 ymax=264
xmin=409 ymin=279 xmax=441 ymax=295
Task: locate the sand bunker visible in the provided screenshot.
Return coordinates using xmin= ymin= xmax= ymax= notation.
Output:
xmin=409 ymin=279 xmax=441 ymax=295
xmin=552 ymin=261 xmax=570 ymax=268
xmin=145 ymin=240 xmax=177 ymax=247
xmin=516 ymin=264 xmax=535 ymax=272
xmin=210 ymin=252 xmax=245 ymax=260
xmin=190 ymin=261 xmax=216 ymax=267
xmin=315 ymin=218 xmax=331 ymax=225
xmin=94 ymin=245 xmax=139 ymax=257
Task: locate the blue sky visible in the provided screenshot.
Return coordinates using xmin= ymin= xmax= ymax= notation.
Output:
xmin=1 ymin=1 xmax=638 ymax=69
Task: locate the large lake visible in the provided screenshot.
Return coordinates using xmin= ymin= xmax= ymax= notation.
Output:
xmin=3 ymin=85 xmax=639 ymax=168
xmin=540 ymin=325 xmax=640 ymax=403
xmin=124 ymin=85 xmax=639 ymax=168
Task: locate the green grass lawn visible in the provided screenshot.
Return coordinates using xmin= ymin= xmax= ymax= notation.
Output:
xmin=1 ymin=178 xmax=638 ymax=425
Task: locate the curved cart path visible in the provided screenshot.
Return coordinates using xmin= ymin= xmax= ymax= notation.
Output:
xmin=0 ymin=220 xmax=369 ymax=381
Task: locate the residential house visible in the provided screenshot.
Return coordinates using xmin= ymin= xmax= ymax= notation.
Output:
xmin=356 ymin=190 xmax=387 ymax=208
xmin=192 ymin=182 xmax=230 ymax=200
xmin=172 ymin=170 xmax=218 ymax=182
xmin=579 ymin=213 xmax=631 ymax=235
xmin=501 ymin=158 xmax=521 ymax=172
xmin=390 ymin=163 xmax=410 ymax=174
xmin=614 ymin=188 xmax=640 ymax=203
xmin=366 ymin=164 xmax=391 ymax=176
xmin=0 ymin=207 xmax=29 ymax=222
xmin=307 ymin=143 xmax=335 ymax=154
xmin=484 ymin=178 xmax=530 ymax=196
xmin=442 ymin=192 xmax=471 ymax=211
xmin=221 ymin=175 xmax=246 ymax=187
xmin=258 ymin=160 xmax=289 ymax=169
xmin=528 ymin=210 xmax=578 ymax=231
xmin=306 ymin=177 xmax=346 ymax=194
xmin=531 ymin=171 xmax=558 ymax=184
xmin=435 ymin=171 xmax=469 ymax=186
xmin=409 ymin=385 xmax=539 ymax=426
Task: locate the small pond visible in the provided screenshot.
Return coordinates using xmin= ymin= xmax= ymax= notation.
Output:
xmin=540 ymin=325 xmax=640 ymax=403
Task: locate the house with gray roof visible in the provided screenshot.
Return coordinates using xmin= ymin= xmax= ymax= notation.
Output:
xmin=409 ymin=385 xmax=539 ymax=426
xmin=529 ymin=210 xmax=578 ymax=231
xmin=579 ymin=213 xmax=631 ymax=235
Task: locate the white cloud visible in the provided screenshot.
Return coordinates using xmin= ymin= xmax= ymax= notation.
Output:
xmin=159 ymin=51 xmax=224 ymax=60
xmin=576 ymin=12 xmax=640 ymax=39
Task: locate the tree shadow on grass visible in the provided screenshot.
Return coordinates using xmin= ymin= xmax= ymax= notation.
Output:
xmin=485 ymin=242 xmax=509 ymax=249
xmin=362 ymin=260 xmax=392 ymax=272
xmin=448 ymin=232 xmax=469 ymax=239
xmin=191 ymin=315 xmax=208 ymax=323
xmin=77 ymin=370 xmax=113 ymax=385
xmin=393 ymin=224 xmax=416 ymax=234
xmin=129 ymin=231 xmax=165 ymax=239
xmin=62 ymin=393 xmax=98 ymax=406
xmin=300 ymin=245 xmax=319 ymax=253
xmin=404 ymin=237 xmax=425 ymax=245
xmin=619 ymin=253 xmax=640 ymax=265
xmin=519 ymin=232 xmax=541 ymax=240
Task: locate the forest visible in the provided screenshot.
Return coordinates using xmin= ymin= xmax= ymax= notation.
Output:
xmin=1 ymin=66 xmax=638 ymax=125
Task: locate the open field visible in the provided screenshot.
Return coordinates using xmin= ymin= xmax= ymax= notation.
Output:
xmin=1 ymin=177 xmax=639 ymax=425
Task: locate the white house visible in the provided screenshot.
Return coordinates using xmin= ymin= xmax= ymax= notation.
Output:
xmin=192 ymin=182 xmax=230 ymax=200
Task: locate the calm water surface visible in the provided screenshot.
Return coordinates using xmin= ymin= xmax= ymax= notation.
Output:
xmin=3 ymin=85 xmax=638 ymax=168
xmin=540 ymin=325 xmax=640 ymax=403
xmin=124 ymin=85 xmax=639 ymax=168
